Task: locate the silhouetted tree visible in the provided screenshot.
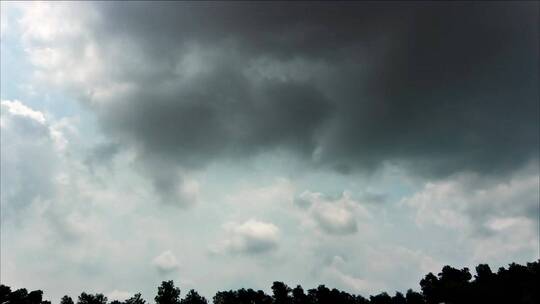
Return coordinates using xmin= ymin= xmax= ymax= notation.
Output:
xmin=291 ymin=285 xmax=308 ymax=304
xmin=370 ymin=292 xmax=392 ymax=304
xmin=0 ymin=285 xmax=12 ymax=304
xmin=60 ymin=295 xmax=75 ymax=304
xmin=180 ymin=290 xmax=207 ymax=304
xmin=1 ymin=260 xmax=539 ymax=304
xmin=438 ymin=266 xmax=472 ymax=304
xmin=419 ymin=272 xmax=439 ymax=304
xmin=254 ymin=289 xmax=273 ymax=304
xmin=9 ymin=288 xmax=29 ymax=304
xmin=77 ymin=293 xmax=107 ymax=304
xmin=308 ymin=285 xmax=332 ymax=304
xmin=405 ymin=289 xmax=424 ymax=304
xmin=271 ymin=282 xmax=292 ymax=304
xmin=391 ymin=292 xmax=406 ymax=304
xmin=355 ymin=295 xmax=370 ymax=304
xmin=155 ymin=281 xmax=181 ymax=304
xmin=212 ymin=291 xmax=235 ymax=304
xmin=123 ymin=293 xmax=146 ymax=304
xmin=27 ymin=290 xmax=43 ymax=304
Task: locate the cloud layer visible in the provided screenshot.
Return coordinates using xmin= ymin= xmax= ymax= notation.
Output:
xmin=14 ymin=2 xmax=538 ymax=201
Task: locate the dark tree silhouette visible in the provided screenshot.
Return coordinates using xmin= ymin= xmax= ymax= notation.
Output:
xmin=9 ymin=288 xmax=29 ymax=304
xmin=60 ymin=295 xmax=75 ymax=304
xmin=0 ymin=260 xmax=538 ymax=304
xmin=370 ymin=292 xmax=392 ymax=304
xmin=27 ymin=290 xmax=43 ymax=304
xmin=391 ymin=292 xmax=406 ymax=304
xmin=405 ymin=289 xmax=424 ymax=304
xmin=291 ymin=285 xmax=308 ymax=304
xmin=271 ymin=282 xmax=291 ymax=304
xmin=155 ymin=281 xmax=181 ymax=304
xmin=77 ymin=293 xmax=107 ymax=304
xmin=124 ymin=293 xmax=146 ymax=304
xmin=180 ymin=290 xmax=207 ymax=304
xmin=0 ymin=285 xmax=12 ymax=304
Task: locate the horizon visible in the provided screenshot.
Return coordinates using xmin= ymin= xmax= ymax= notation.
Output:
xmin=1 ymin=1 xmax=539 ymax=303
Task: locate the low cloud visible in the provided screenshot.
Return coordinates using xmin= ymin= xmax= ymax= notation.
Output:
xmin=402 ymin=166 xmax=540 ymax=262
xmin=402 ymin=167 xmax=539 ymax=231
xmin=296 ymin=191 xmax=370 ymax=235
xmin=212 ymin=219 xmax=280 ymax=255
xmin=152 ymin=250 xmax=180 ymax=274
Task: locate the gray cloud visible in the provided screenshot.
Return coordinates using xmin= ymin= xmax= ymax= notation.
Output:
xmin=20 ymin=2 xmax=539 ymax=199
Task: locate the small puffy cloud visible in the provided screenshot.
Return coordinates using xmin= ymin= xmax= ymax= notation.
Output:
xmin=152 ymin=250 xmax=179 ymax=274
xmin=213 ymin=219 xmax=280 ymax=255
xmin=297 ymin=190 xmax=370 ymax=235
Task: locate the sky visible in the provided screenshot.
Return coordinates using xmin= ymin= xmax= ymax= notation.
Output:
xmin=0 ymin=1 xmax=539 ymax=303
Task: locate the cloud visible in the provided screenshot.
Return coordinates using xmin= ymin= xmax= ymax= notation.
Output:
xmin=402 ymin=167 xmax=539 ymax=230
xmin=474 ymin=216 xmax=538 ymax=261
xmin=213 ymin=219 xmax=280 ymax=255
xmin=312 ymin=203 xmax=358 ymax=235
xmin=152 ymin=250 xmax=180 ymax=274
xmin=294 ymin=190 xmax=324 ymax=209
xmin=10 ymin=2 xmax=537 ymax=195
xmin=1 ymin=100 xmax=57 ymax=219
xmin=402 ymin=166 xmax=540 ymax=262
xmin=107 ymin=290 xmax=132 ymax=302
xmin=323 ymin=256 xmax=375 ymax=293
xmin=1 ymin=99 xmax=46 ymax=124
xmin=317 ymin=246 xmax=442 ymax=295
xmin=296 ymin=191 xmax=370 ymax=235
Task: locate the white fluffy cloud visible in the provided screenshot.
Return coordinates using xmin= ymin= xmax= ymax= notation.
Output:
xmin=152 ymin=250 xmax=180 ymax=274
xmin=1 ymin=99 xmax=46 ymax=124
xmin=213 ymin=219 xmax=280 ymax=255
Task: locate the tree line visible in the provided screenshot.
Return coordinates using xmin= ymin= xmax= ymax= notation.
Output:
xmin=1 ymin=260 xmax=538 ymax=304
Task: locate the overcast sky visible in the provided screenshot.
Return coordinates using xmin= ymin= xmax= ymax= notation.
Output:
xmin=1 ymin=1 xmax=539 ymax=302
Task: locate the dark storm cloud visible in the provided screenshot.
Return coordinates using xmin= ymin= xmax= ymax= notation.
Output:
xmin=77 ymin=2 xmax=538 ymax=192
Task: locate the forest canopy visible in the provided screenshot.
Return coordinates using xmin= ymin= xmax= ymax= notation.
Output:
xmin=1 ymin=260 xmax=538 ymax=304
